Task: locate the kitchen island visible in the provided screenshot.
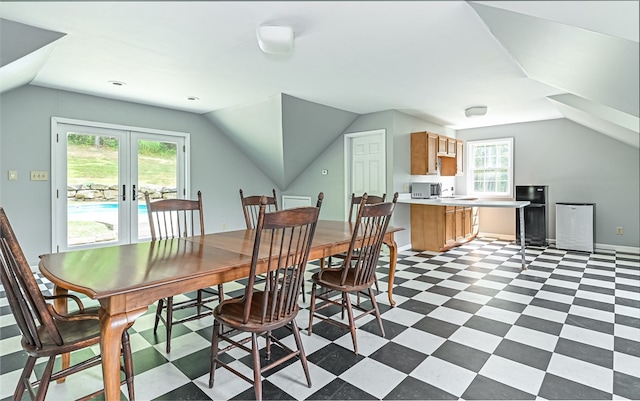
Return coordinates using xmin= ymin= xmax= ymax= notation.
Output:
xmin=397 ymin=195 xmax=531 ymax=269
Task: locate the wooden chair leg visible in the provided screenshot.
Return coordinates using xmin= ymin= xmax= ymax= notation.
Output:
xmin=209 ymin=321 xmax=221 ymax=388
xmin=307 ymin=282 xmax=318 ymax=335
xmin=217 ymin=284 xmax=225 ymax=302
xmin=343 ymin=292 xmax=358 ymax=355
xmin=122 ymin=330 xmax=135 ymax=401
xmin=153 ymin=298 xmax=164 ymax=333
xmin=291 ymin=320 xmax=311 ymax=388
xmin=15 ymin=356 xmax=36 ymax=401
xmin=165 ymin=297 xmax=173 ymax=353
xmin=196 ymin=290 xmax=203 ymax=315
xmin=251 ymin=333 xmax=262 ymax=401
xmin=35 ymin=356 xmax=56 ymax=401
xmin=369 ymin=287 xmax=385 ymax=338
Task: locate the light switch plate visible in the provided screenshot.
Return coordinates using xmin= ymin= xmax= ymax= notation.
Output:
xmin=8 ymin=170 xmax=17 ymax=181
xmin=30 ymin=170 xmax=49 ymax=181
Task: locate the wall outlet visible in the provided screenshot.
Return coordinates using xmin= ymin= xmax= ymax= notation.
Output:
xmin=8 ymin=170 xmax=18 ymax=181
xmin=616 ymin=227 xmax=623 ymax=235
xmin=222 ymin=223 xmax=227 ymax=230
xmin=403 ymin=183 xmax=410 ymax=192
xmin=30 ymin=170 xmax=48 ymax=181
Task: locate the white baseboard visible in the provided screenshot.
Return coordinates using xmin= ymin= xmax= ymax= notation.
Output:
xmin=405 ymin=233 xmax=640 ymax=255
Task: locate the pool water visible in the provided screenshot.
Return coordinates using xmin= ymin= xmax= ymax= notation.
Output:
xmin=68 ymin=202 xmax=148 ymax=216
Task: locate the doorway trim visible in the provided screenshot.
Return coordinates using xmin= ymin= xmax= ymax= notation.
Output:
xmin=50 ymin=116 xmax=191 ymax=252
xmin=343 ymin=129 xmax=387 ymax=220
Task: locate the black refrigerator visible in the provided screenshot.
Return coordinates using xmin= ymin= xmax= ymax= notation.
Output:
xmin=516 ymin=185 xmax=548 ymax=246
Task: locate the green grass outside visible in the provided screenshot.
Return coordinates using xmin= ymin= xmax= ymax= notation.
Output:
xmin=67 ymin=144 xmax=176 ymax=187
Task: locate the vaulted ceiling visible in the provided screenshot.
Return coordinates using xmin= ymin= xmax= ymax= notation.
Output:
xmin=1 ymin=1 xmax=638 ymax=188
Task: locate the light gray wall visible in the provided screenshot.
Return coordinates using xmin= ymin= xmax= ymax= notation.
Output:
xmin=284 ymin=109 xmax=456 ymax=249
xmin=0 ymin=85 xmax=278 ymax=263
xmin=456 ymin=119 xmax=640 ymax=248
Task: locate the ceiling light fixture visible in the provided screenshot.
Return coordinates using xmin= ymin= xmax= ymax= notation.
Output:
xmin=256 ymin=25 xmax=294 ymax=55
xmin=108 ymin=80 xmax=126 ymax=87
xmin=465 ymin=106 xmax=487 ymax=118
xmin=187 ymin=96 xmax=199 ymax=101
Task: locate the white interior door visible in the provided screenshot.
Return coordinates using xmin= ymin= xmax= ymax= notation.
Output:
xmin=52 ymin=119 xmax=188 ymax=252
xmin=344 ymin=129 xmax=386 ymax=219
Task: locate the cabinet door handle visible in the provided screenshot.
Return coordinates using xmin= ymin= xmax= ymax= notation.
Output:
xmin=132 ymin=184 xmax=136 ymax=201
xmin=122 ymin=185 xmax=126 ymax=201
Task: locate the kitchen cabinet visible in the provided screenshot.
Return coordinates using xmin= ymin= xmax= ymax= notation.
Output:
xmin=437 ymin=136 xmax=448 ymax=156
xmin=411 ymin=204 xmax=478 ymax=251
xmin=412 ymin=131 xmax=464 ymax=177
xmin=411 ymin=132 xmax=439 ymax=175
xmin=441 ymin=139 xmax=464 ymax=176
xmin=455 ymin=140 xmax=464 ymax=176
xmin=448 ymin=138 xmax=457 ymax=157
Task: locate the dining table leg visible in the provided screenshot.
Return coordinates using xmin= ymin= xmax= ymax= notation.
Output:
xmin=384 ymin=235 xmax=399 ymax=307
xmin=99 ymin=306 xmax=147 ymax=400
xmin=518 ymin=207 xmax=527 ymax=270
xmin=53 ymin=285 xmax=70 ymax=383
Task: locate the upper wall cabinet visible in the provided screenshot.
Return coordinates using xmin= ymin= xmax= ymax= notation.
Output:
xmin=440 ymin=139 xmax=464 ymax=176
xmin=412 ymin=131 xmax=464 ymax=176
xmin=411 ymin=132 xmax=439 ymax=175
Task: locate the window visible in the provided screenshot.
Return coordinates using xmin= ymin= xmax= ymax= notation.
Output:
xmin=466 ymin=137 xmax=514 ymax=198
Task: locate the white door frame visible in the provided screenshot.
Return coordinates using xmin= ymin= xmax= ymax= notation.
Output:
xmin=51 ymin=117 xmax=190 ymax=252
xmin=343 ymin=129 xmax=387 ymax=220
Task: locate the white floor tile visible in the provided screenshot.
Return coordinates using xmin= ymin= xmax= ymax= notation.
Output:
xmin=410 ymin=356 xmax=476 ymax=397
xmin=547 ymin=353 xmax=613 ymax=393
xmin=479 ymin=355 xmax=546 ymax=396
xmin=340 ymin=358 xmax=406 ymax=399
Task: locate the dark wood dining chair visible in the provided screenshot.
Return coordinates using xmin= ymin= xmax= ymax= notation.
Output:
xmin=0 ymin=207 xmax=135 ymax=401
xmin=322 ymin=193 xmax=386 ymax=291
xmin=308 ymin=192 xmax=398 ymax=355
xmin=145 ymin=191 xmax=224 ymax=353
xmin=240 ymin=188 xmax=278 ymax=230
xmin=209 ymin=193 xmax=323 ymax=401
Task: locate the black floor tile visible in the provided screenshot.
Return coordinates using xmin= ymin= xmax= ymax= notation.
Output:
xmin=384 ymin=376 xmax=457 ymax=400
xmin=462 ymin=375 xmax=536 ymax=400
xmin=538 ymin=373 xmax=613 ymax=400
xmin=494 ymin=338 xmax=553 ymax=371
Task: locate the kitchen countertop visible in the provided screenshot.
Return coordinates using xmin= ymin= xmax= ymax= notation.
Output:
xmin=397 ymin=193 xmax=530 ymax=208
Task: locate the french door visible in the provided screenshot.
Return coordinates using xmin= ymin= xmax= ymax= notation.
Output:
xmin=52 ymin=118 xmax=189 ymax=252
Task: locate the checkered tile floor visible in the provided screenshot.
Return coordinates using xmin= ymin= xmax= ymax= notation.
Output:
xmin=1 ymin=238 xmax=639 ymax=400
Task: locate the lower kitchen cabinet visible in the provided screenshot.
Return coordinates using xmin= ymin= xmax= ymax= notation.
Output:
xmin=411 ymin=204 xmax=479 ymax=252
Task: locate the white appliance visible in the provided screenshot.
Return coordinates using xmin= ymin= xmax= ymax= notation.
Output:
xmin=556 ymin=203 xmax=595 ymax=252
xmin=411 ymin=182 xmax=441 ymax=199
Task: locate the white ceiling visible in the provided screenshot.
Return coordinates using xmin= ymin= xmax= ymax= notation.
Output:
xmin=1 ymin=1 xmax=638 ymax=145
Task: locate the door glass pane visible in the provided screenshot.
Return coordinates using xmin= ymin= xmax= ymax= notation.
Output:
xmin=67 ymin=132 xmax=120 ymax=246
xmin=137 ymin=139 xmax=178 ymax=240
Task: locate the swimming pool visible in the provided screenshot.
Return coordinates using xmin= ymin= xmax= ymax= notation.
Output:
xmin=68 ymin=202 xmax=148 ymax=216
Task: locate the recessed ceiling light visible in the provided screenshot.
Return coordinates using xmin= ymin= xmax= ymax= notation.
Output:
xmin=187 ymin=96 xmax=199 ymax=101
xmin=108 ymin=80 xmax=126 ymax=87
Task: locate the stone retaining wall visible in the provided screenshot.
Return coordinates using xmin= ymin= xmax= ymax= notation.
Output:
xmin=67 ymin=184 xmax=177 ymax=202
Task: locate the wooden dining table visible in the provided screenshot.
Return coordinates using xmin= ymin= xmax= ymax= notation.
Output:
xmin=38 ymin=220 xmax=403 ymax=400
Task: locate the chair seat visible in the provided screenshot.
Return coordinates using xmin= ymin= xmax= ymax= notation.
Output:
xmin=215 ymin=292 xmax=298 ymax=333
xmin=311 ymin=269 xmax=374 ymax=292
xmin=25 ymin=307 xmax=102 ymax=357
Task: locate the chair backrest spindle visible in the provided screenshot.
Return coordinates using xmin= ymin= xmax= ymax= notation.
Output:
xmin=241 ymin=193 xmax=323 ymax=325
xmin=341 ymin=193 xmax=398 ymax=287
xmin=145 ymin=191 xmax=204 ymax=240
xmin=240 ymin=188 xmax=279 ymax=229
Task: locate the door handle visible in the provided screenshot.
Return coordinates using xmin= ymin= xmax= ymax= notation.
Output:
xmin=122 ymin=185 xmax=126 ymax=201
xmin=132 ymin=184 xmax=136 ymax=201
